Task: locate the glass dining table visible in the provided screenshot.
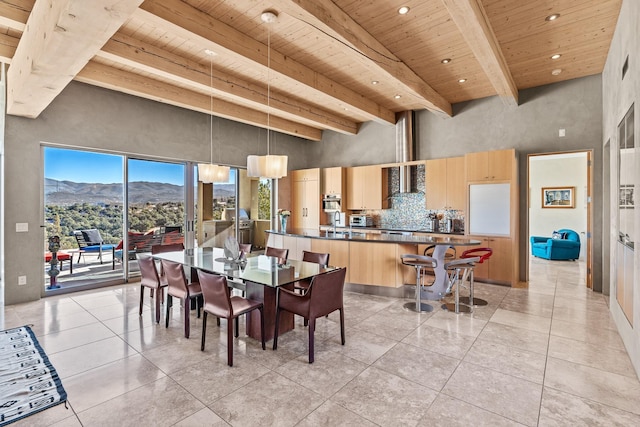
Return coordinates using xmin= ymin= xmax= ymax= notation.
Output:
xmin=152 ymin=247 xmax=336 ymax=341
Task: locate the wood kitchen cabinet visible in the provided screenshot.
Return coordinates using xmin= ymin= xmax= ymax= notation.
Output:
xmin=311 ymin=238 xmax=350 ymax=282
xmin=346 ymin=165 xmax=382 ymax=210
xmin=322 ymin=167 xmax=345 ymax=196
xmin=426 ymin=157 xmax=465 ymax=210
xmin=465 ymin=149 xmax=514 ymax=182
xmin=291 ymin=168 xmax=320 ymax=229
xmin=460 ymin=236 xmax=514 ymax=285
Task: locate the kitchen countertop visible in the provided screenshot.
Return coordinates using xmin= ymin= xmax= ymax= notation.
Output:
xmin=268 ymin=228 xmax=479 ymax=245
xmin=318 ymin=225 xmax=465 ymax=236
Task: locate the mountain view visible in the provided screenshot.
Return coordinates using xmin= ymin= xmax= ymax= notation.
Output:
xmin=44 ymin=178 xmax=235 ymax=205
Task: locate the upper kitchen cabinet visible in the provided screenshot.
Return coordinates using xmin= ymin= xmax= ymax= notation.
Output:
xmin=322 ymin=167 xmax=345 ymax=196
xmin=291 ymin=168 xmax=320 ymax=229
xmin=426 ymin=157 xmax=465 ymax=210
xmin=465 ymin=149 xmax=515 ymax=182
xmin=346 ymin=165 xmax=383 ymax=210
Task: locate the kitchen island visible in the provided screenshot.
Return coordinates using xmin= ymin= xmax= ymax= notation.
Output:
xmin=266 ymin=228 xmax=480 ymax=290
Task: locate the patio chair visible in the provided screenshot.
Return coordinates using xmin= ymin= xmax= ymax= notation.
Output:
xmin=73 ymin=229 xmax=116 ymax=264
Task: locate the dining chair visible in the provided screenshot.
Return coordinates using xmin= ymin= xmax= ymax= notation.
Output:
xmin=238 ymin=243 xmax=252 ymax=259
xmin=161 ymin=259 xmax=202 ymax=339
xmin=265 ymin=246 xmax=289 ymax=264
xmin=273 ymin=267 xmax=346 ymax=363
xmin=294 ymin=250 xmax=330 ymax=294
xmin=197 ymin=270 xmax=265 ymax=366
xmin=137 ymin=254 xmax=167 ymax=323
xmin=151 ymin=243 xmax=185 ymax=296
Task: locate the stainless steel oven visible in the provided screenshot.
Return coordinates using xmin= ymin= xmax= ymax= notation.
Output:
xmin=322 ymin=194 xmax=342 ymax=212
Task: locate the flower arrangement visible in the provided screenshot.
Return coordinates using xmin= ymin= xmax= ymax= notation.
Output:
xmin=278 ymin=209 xmax=291 ymax=217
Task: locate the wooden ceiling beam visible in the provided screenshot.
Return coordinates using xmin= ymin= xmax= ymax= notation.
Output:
xmin=6 ymin=0 xmax=143 ymax=118
xmin=0 ymin=33 xmax=19 ymax=63
xmin=137 ymin=0 xmax=395 ymax=125
xmin=441 ymin=0 xmax=518 ymax=106
xmin=0 ymin=0 xmax=33 ymax=32
xmin=97 ymin=33 xmax=358 ymax=135
xmin=273 ymin=0 xmax=452 ymax=118
xmin=76 ymin=61 xmax=323 ymax=141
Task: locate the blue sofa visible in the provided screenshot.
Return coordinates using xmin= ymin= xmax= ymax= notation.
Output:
xmin=530 ymin=228 xmax=580 ymax=260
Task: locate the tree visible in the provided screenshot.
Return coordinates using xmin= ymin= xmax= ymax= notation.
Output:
xmin=258 ymin=180 xmax=271 ymax=220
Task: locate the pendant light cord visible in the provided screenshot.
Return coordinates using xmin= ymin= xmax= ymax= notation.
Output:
xmin=266 ymin=20 xmax=271 ymax=157
xmin=210 ymin=54 xmax=214 ymax=164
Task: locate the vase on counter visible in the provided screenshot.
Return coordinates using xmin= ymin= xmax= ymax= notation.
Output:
xmin=280 ymin=215 xmax=288 ymax=232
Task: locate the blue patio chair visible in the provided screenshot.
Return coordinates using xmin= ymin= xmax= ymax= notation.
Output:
xmin=73 ymin=229 xmax=116 ymax=264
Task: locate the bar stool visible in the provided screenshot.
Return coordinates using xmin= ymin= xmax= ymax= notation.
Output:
xmin=443 ymin=256 xmax=480 ymax=314
xmin=402 ymin=254 xmax=437 ymax=313
xmin=458 ymin=248 xmax=493 ymax=306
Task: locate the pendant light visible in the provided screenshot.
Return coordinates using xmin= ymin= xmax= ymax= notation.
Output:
xmin=199 ymin=49 xmax=230 ymax=183
xmin=247 ymin=10 xmax=288 ymax=179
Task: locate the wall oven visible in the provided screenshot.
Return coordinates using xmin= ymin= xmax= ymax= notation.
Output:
xmin=322 ymin=194 xmax=342 ymax=212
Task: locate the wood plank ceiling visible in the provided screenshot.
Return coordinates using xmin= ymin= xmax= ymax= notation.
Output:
xmin=0 ymin=0 xmax=622 ymax=141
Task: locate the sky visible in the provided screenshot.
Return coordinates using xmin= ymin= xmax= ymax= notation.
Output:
xmin=44 ymin=147 xmax=236 ymax=185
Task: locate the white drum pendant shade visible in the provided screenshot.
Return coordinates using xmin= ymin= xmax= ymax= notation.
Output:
xmin=246 ymin=154 xmax=287 ymax=179
xmin=198 ymin=163 xmax=230 ymax=183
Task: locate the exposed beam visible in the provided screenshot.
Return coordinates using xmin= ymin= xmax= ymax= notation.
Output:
xmin=6 ymin=0 xmax=143 ymax=118
xmin=97 ymin=33 xmax=358 ymax=135
xmin=0 ymin=0 xmax=33 ymax=31
xmin=274 ymin=0 xmax=452 ymax=117
xmin=137 ymin=0 xmax=395 ymax=125
xmin=0 ymin=33 xmax=19 ymax=63
xmin=76 ymin=61 xmax=323 ymax=141
xmin=441 ymin=0 xmax=518 ymax=106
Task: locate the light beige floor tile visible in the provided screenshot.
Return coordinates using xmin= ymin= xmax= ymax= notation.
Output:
xmin=86 ymin=302 xmax=149 ymax=321
xmin=551 ymin=306 xmax=618 ymax=331
xmin=50 ymin=415 xmax=83 ymax=427
xmin=328 ymin=327 xmax=397 ymax=365
xmin=64 ymin=354 xmax=165 ymax=412
xmin=120 ymin=323 xmax=195 ymax=353
xmin=141 ymin=338 xmax=215 ymax=374
xmin=548 ymin=335 xmax=636 ymax=378
xmin=25 ymin=310 xmax=100 ymax=336
xmin=477 ymin=322 xmax=549 ymax=355
xmin=210 ymin=371 xmax=324 ymax=426
xmin=297 ymin=400 xmax=378 ymax=426
xmin=353 ymin=310 xmax=422 ymax=341
xmin=539 ymin=386 xmax=640 ymax=426
xmin=171 ymin=351 xmax=270 ymax=405
xmin=464 ymin=340 xmax=546 ymax=384
xmin=38 ymin=322 xmax=116 ymax=354
xmin=490 ymin=309 xmax=551 ymax=334
xmin=402 ymin=324 xmax=476 ymax=359
xmin=276 ymin=350 xmax=368 ymax=397
xmin=498 ymin=298 xmax=553 ymax=318
xmin=545 ymin=357 xmax=640 ymax=415
xmin=76 ymin=376 xmax=204 ymax=426
xmin=373 ymin=342 xmax=459 ymax=392
xmin=10 ymin=401 xmax=75 ymax=427
xmin=331 ymin=366 xmax=438 ymax=426
xmin=442 ymin=362 xmax=542 ymax=426
xmin=422 ymin=394 xmax=527 ymax=426
xmin=48 ymin=336 xmax=137 ymax=377
xmin=550 ymin=318 xmax=626 ymax=351
xmin=425 ymin=309 xmax=488 ymax=338
xmin=173 ymin=408 xmax=228 ymax=426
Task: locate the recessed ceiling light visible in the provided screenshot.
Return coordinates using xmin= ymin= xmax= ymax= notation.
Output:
xmin=204 ymin=49 xmax=217 ymax=56
xmin=398 ymin=6 xmax=410 ymax=15
xmin=371 ymin=80 xmax=379 ymax=85
xmin=551 ymin=69 xmax=562 ymax=75
xmin=545 ymin=13 xmax=560 ymax=21
xmin=551 ymin=54 xmax=562 ymax=60
xmin=441 ymin=58 xmax=451 ymax=64
xmin=394 ymin=94 xmax=402 ymax=99
xmin=458 ymin=78 xmax=467 ymax=83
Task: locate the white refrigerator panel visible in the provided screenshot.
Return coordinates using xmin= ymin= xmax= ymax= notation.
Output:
xmin=469 ymin=183 xmax=510 ymax=236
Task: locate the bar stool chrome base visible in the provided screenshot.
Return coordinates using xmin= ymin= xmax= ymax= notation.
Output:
xmin=443 ymin=302 xmax=472 ymax=313
xmin=458 ymin=296 xmax=488 ymax=306
xmin=404 ymin=302 xmax=434 ymax=313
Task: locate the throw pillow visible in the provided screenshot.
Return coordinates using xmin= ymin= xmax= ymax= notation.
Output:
xmin=82 ymin=229 xmax=103 ymax=245
xmin=552 ymin=231 xmax=562 ymax=240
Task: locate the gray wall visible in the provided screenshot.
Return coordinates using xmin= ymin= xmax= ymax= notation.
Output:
xmin=309 ymin=75 xmax=604 ymax=289
xmin=3 ymin=81 xmax=310 ymax=304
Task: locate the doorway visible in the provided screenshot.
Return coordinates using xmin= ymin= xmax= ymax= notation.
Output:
xmin=528 ymin=151 xmax=593 ymax=288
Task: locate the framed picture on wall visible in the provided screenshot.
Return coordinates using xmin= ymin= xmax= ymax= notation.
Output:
xmin=542 ymin=186 xmax=575 ymax=208
xmin=619 ymin=185 xmax=634 ymax=209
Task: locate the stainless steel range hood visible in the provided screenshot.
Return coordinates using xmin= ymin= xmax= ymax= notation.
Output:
xmin=396 ymin=111 xmax=416 ymax=193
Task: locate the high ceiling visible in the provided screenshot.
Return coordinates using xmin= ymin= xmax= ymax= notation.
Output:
xmin=0 ymin=0 xmax=622 ymax=141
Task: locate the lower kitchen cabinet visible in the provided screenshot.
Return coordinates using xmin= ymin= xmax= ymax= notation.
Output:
xmin=461 ymin=236 xmax=513 ymax=284
xmin=311 ymin=238 xmax=350 ymax=282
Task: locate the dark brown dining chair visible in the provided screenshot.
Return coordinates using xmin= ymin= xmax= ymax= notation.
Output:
xmin=294 ymin=250 xmax=330 ymax=294
xmin=265 ymin=246 xmax=289 ymax=264
xmin=151 ymin=243 xmax=185 ymax=296
xmin=161 ymin=259 xmax=202 ymax=339
xmin=137 ymin=254 xmax=167 ymax=324
xmin=238 ymin=243 xmax=252 ymax=259
xmin=273 ymin=267 xmax=347 ymax=363
xmin=197 ymin=270 xmax=265 ymax=366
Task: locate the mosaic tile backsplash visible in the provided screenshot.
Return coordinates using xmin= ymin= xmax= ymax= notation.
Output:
xmin=361 ymin=165 xmax=464 ymax=230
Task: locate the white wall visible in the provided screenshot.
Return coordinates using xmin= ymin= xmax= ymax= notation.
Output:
xmin=602 ymin=0 xmax=640 ymax=377
xmin=529 ymin=153 xmax=588 ymax=258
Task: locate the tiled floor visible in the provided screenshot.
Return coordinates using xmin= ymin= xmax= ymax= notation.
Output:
xmin=2 ymin=258 xmax=639 ymax=426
